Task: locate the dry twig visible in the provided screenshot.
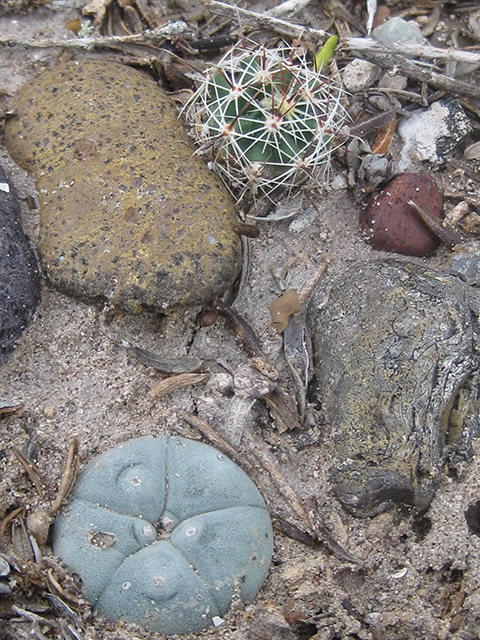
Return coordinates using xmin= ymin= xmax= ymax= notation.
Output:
xmin=12 ymin=448 xmax=45 ymax=498
xmin=1 ymin=0 xmax=479 ymax=106
xmin=49 ymin=439 xmax=79 ymax=516
xmin=205 ymin=0 xmax=480 ymax=101
xmin=351 ymin=48 xmax=480 ymax=102
xmin=206 ymin=1 xmax=480 ymax=64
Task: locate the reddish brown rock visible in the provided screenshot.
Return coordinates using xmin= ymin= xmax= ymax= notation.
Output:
xmin=359 ymin=173 xmax=444 ymax=257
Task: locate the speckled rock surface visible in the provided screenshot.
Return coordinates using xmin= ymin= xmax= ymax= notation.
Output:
xmin=0 ymin=163 xmax=40 ymax=363
xmin=307 ymin=258 xmax=480 ymax=518
xmin=4 ymin=60 xmax=241 ymax=312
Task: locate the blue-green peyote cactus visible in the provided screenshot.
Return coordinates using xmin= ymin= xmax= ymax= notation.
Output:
xmin=52 ymin=436 xmax=273 ymax=635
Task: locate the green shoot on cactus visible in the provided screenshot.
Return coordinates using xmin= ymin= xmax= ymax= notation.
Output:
xmin=314 ymin=36 xmax=339 ymax=72
xmin=183 ymin=42 xmax=349 ymax=203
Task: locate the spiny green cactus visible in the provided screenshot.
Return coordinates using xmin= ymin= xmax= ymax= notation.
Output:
xmin=183 ymin=41 xmax=349 ymax=202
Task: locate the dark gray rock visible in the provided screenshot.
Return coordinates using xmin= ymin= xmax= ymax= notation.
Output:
xmin=307 ymin=258 xmax=480 ymax=517
xmin=0 ymin=164 xmax=40 ymax=363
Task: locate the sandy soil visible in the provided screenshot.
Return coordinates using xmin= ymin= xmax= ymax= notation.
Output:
xmin=1 ymin=1 xmax=480 ymax=639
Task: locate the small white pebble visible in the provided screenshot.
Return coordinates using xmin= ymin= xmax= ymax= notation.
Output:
xmin=391 ymin=567 xmax=408 ymax=579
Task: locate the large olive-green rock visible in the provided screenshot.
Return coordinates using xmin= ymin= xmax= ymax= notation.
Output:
xmin=5 ymin=61 xmax=241 ymax=312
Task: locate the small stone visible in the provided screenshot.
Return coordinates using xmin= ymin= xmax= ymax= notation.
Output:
xmin=372 ymin=16 xmax=426 ymax=45
xmin=27 ymin=509 xmax=52 ymax=546
xmin=445 ymin=201 xmax=469 ymax=226
xmin=280 ymin=563 xmax=305 ymax=586
xmin=342 ymin=59 xmax=382 ymax=93
xmin=5 ymin=61 xmax=241 ymax=313
xmin=43 ymin=406 xmax=55 ymax=418
xmin=444 ymin=241 xmax=480 ymax=286
xmin=359 ymin=172 xmax=444 ymax=257
xmin=378 ymin=72 xmax=408 ymax=91
xmin=0 ymin=164 xmax=40 ymax=364
xmin=398 ymin=99 xmax=472 ymax=171
xmin=0 ymin=556 xmax=10 ymax=577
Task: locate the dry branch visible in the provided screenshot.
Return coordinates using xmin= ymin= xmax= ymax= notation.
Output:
xmin=351 ymin=48 xmax=480 ymax=102
xmin=1 ymin=0 xmax=480 ymax=99
xmin=206 ymin=1 xmax=480 ymax=66
xmin=204 ymin=1 xmax=480 ymax=101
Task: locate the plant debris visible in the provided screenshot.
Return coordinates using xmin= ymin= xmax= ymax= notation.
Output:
xmin=268 ymin=290 xmax=301 ymax=334
xmin=121 ymin=340 xmax=204 ymax=373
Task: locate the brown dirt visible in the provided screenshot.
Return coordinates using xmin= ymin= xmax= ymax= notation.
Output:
xmin=1 ymin=2 xmax=480 ymax=639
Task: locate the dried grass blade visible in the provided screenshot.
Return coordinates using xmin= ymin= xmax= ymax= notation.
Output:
xmin=149 ymin=373 xmax=208 ymax=399
xmin=49 ymin=439 xmax=79 ymax=516
xmin=12 ymin=447 xmax=45 ymax=497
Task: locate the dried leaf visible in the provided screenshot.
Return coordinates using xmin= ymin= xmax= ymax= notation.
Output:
xmin=371 ymin=113 xmax=397 ymax=154
xmin=66 ymin=19 xmax=82 ymax=34
xmin=268 ymin=290 xmax=300 ymax=333
xmin=122 ymin=341 xmax=203 ymax=374
xmin=264 ymin=388 xmax=301 ymax=433
xmin=348 ymin=110 xmax=395 ymax=139
xmin=214 ymin=299 xmax=263 ymax=358
xmin=13 ymin=447 xmax=45 ymax=497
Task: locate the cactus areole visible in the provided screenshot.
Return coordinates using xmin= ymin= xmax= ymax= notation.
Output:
xmin=183 ymin=43 xmax=349 ymax=202
xmin=52 ymin=436 xmax=273 ymax=635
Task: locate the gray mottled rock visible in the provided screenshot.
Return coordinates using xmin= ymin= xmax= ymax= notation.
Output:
xmin=398 ymin=99 xmax=472 ymax=171
xmin=307 ymin=258 xmax=480 ymax=518
xmin=372 ymin=16 xmax=426 ymax=45
xmin=5 ymin=61 xmax=242 ymax=313
xmin=0 ymin=164 xmax=40 ymax=363
xmin=342 ymin=59 xmax=382 ymax=93
xmin=378 ymin=72 xmax=408 ymax=91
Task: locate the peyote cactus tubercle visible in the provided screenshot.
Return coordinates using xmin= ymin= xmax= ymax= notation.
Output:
xmin=183 ymin=42 xmax=350 ymax=202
